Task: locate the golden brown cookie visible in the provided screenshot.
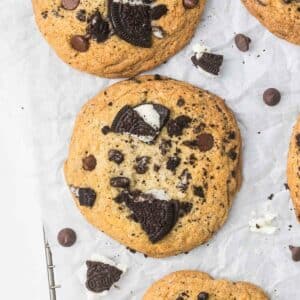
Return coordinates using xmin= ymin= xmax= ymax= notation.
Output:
xmin=32 ymin=0 xmax=206 ymax=78
xmin=241 ymin=0 xmax=300 ymax=45
xmin=64 ymin=75 xmax=242 ymax=258
xmin=143 ymin=270 xmax=269 ymax=299
xmin=287 ymin=116 xmax=300 ymax=222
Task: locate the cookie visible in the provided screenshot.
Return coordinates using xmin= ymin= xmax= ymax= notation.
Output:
xmin=64 ymin=75 xmax=242 ymax=258
xmin=287 ymin=116 xmax=300 ymax=222
xmin=241 ymin=0 xmax=300 ymax=45
xmin=143 ymin=270 xmax=269 ymax=299
xmin=32 ymin=0 xmax=206 ymax=78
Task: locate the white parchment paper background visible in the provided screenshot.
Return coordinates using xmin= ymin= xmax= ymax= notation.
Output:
xmin=4 ymin=0 xmax=300 ymax=299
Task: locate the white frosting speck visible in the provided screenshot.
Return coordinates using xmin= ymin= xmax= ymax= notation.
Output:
xmin=146 ymin=189 xmax=170 ymax=201
xmin=249 ymin=212 xmax=278 ymax=234
xmin=134 ymin=104 xmax=161 ymax=130
xmin=77 ymin=254 xmax=127 ymax=300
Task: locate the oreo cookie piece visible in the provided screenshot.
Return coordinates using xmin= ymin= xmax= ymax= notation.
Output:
xmin=78 ymin=188 xmax=97 ymax=207
xmin=111 ymin=104 xmax=170 ymax=143
xmin=86 ymin=11 xmax=110 ymax=43
xmin=108 ymin=0 xmax=152 ymax=48
xmin=192 ymin=52 xmax=223 ymax=76
xmin=86 ymin=261 xmax=123 ymax=293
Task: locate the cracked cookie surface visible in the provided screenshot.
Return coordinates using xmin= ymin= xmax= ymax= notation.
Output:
xmin=32 ymin=0 xmax=206 ymax=77
xmin=64 ymin=75 xmax=242 ymax=258
xmin=143 ymin=270 xmax=268 ymax=299
xmin=242 ymin=0 xmax=300 ymax=45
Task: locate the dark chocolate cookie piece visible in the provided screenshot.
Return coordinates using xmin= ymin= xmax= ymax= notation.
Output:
xmin=86 ymin=261 xmax=123 ymax=293
xmin=108 ymin=0 xmax=152 ymax=48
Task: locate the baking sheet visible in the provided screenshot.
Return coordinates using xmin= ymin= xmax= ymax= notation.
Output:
xmin=8 ymin=0 xmax=300 ymax=299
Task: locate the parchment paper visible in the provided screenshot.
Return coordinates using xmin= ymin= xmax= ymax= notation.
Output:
xmin=8 ymin=0 xmax=300 ymax=299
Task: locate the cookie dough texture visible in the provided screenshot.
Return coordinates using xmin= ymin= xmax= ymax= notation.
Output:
xmin=143 ymin=270 xmax=269 ymax=299
xmin=287 ymin=116 xmax=300 ymax=222
xmin=32 ymin=0 xmax=206 ymax=78
xmin=64 ymin=76 xmax=242 ymax=258
xmin=242 ymin=0 xmax=300 ymax=45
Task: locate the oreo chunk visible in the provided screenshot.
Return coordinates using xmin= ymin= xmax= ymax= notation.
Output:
xmin=110 ymin=177 xmax=130 ymax=188
xmin=134 ymin=156 xmax=151 ymax=174
xmin=176 ymin=169 xmax=192 ymax=192
xmin=86 ymin=11 xmax=110 ymax=43
xmin=198 ymin=292 xmax=209 ymax=300
xmin=126 ymin=196 xmax=180 ymax=243
xmin=111 ymin=104 xmax=169 ymax=143
xmin=167 ymin=115 xmax=192 ymax=137
xmin=78 ymin=188 xmax=96 ymax=207
xmin=86 ymin=261 xmax=123 ymax=293
xmin=191 ymin=52 xmax=223 ymax=76
xmin=159 ymin=139 xmax=172 ymax=155
xmin=108 ymin=149 xmax=124 ymax=164
xmin=108 ymin=0 xmax=152 ymax=48
xmin=151 ymin=4 xmax=168 ymax=20
xmin=167 ymin=156 xmax=181 ymax=171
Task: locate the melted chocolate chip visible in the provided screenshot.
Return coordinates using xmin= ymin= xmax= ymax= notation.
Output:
xmin=78 ymin=188 xmax=96 ymax=207
xmin=235 ymin=34 xmax=251 ymax=52
xmin=87 ymin=11 xmax=110 ymax=43
xmin=101 ymin=125 xmax=111 ymax=135
xmin=108 ymin=149 xmax=124 ymax=164
xmin=167 ymin=156 xmax=181 ymax=171
xmin=198 ymin=292 xmax=209 ymax=300
xmin=151 ymin=5 xmax=168 ymax=20
xmin=263 ymin=88 xmax=281 ymax=106
xmin=197 ymin=133 xmax=214 ymax=152
xmin=61 ymin=0 xmax=80 ymax=10
xmin=289 ymin=245 xmax=300 ymax=262
xmin=134 ymin=156 xmax=150 ymax=174
xmin=194 ymin=186 xmax=204 ymax=198
xmin=57 ymin=228 xmax=77 ymax=247
xmin=192 ymin=52 xmax=223 ymax=76
xmin=82 ymin=154 xmax=97 ymax=171
xmin=110 ymin=177 xmax=130 ymax=188
xmin=167 ymin=115 xmax=192 ymax=137
xmin=70 ymin=35 xmax=90 ymax=52
xmin=108 ymin=0 xmax=152 ymax=48
xmin=86 ymin=261 xmax=122 ymax=293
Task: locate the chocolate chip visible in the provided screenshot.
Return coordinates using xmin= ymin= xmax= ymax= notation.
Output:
xmin=263 ymin=88 xmax=281 ymax=106
xmin=159 ymin=139 xmax=172 ymax=155
xmin=289 ymin=245 xmax=300 ymax=262
xmin=82 ymin=154 xmax=97 ymax=171
xmin=183 ymin=0 xmax=199 ymax=9
xmin=191 ymin=52 xmax=223 ymax=76
xmin=108 ymin=149 xmax=124 ymax=164
xmin=57 ymin=228 xmax=77 ymax=247
xmin=108 ymin=0 xmax=152 ymax=48
xmin=193 ymin=186 xmax=204 ymax=198
xmin=177 ymin=97 xmax=185 ymax=107
xmin=101 ymin=126 xmax=111 ymax=135
xmin=197 ymin=133 xmax=214 ymax=152
xmin=151 ymin=5 xmax=168 ymax=20
xmin=86 ymin=11 xmax=110 ymax=43
xmin=78 ymin=188 xmax=96 ymax=207
xmin=134 ymin=156 xmax=150 ymax=174
xmin=86 ymin=261 xmax=122 ymax=293
xmin=234 ymin=34 xmax=251 ymax=52
xmin=167 ymin=156 xmax=181 ymax=171
xmin=167 ymin=115 xmax=192 ymax=137
xmin=110 ymin=177 xmax=130 ymax=188
xmin=61 ymin=0 xmax=80 ymax=10
xmin=296 ymin=134 xmax=300 ymax=147
xmin=70 ymin=35 xmax=89 ymax=52
xmin=198 ymin=292 xmax=209 ymax=300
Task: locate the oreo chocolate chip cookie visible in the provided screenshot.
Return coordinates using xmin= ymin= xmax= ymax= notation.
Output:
xmin=64 ymin=75 xmax=241 ymax=258
xmin=143 ymin=271 xmax=268 ymax=300
xmin=32 ymin=0 xmax=207 ymax=77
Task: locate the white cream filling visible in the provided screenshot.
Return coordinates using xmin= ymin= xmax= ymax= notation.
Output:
xmin=145 ymin=189 xmax=170 ymax=201
xmin=249 ymin=212 xmax=278 ymax=234
xmin=133 ymin=104 xmax=161 ymax=130
xmin=113 ymin=0 xmax=145 ymax=5
xmin=77 ymin=254 xmax=127 ymax=299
